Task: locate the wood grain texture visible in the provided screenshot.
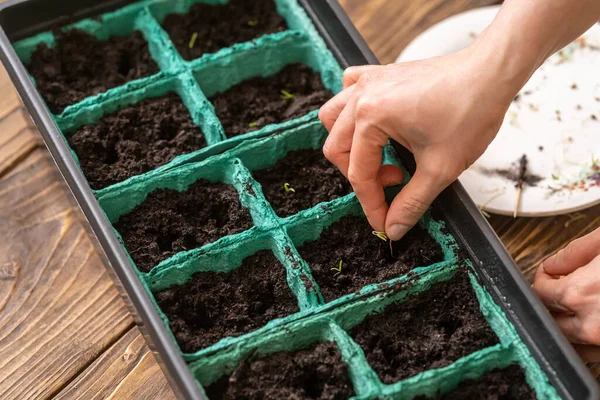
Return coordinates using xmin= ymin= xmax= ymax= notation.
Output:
xmin=339 ymin=0 xmax=499 ymax=64
xmin=0 ymin=66 xmax=41 ymax=178
xmin=55 ymin=327 xmax=175 ymax=400
xmin=0 ymin=149 xmax=133 ymax=399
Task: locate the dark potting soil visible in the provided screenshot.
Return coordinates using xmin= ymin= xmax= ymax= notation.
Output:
xmin=162 ymin=0 xmax=287 ymax=61
xmin=28 ymin=29 xmax=159 ymax=114
xmin=414 ymin=365 xmax=536 ymax=400
xmin=210 ymin=64 xmax=333 ymax=137
xmin=205 ymin=341 xmax=355 ymax=400
xmin=68 ymin=93 xmax=206 ymax=190
xmin=252 ymin=148 xmax=352 ymax=217
xmin=296 ymin=215 xmax=444 ymax=302
xmin=154 ymin=250 xmax=298 ymax=353
xmin=114 ymin=179 xmax=252 ymax=273
xmin=350 ymin=270 xmax=499 ymax=384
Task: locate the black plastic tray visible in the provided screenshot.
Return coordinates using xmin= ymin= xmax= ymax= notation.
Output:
xmin=0 ymin=0 xmax=597 ymax=399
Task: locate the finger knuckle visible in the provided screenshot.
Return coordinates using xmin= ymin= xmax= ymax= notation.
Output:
xmin=560 ymin=284 xmax=584 ymax=309
xmin=401 ymin=196 xmax=430 ymax=219
xmin=343 ymin=67 xmax=359 ymax=83
xmin=581 ymin=320 xmax=600 ymax=345
xmin=322 ymin=141 xmax=337 ymax=162
xmin=347 ymin=167 xmax=362 ymax=185
xmin=355 ymin=96 xmax=382 ymax=120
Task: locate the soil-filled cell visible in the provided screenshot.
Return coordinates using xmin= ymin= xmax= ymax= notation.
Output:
xmin=155 ymin=250 xmax=298 ymax=353
xmin=205 ymin=341 xmax=355 ymax=400
xmin=297 ymin=215 xmax=444 ymax=302
xmin=210 ymin=64 xmax=333 ymax=137
xmin=28 ymin=29 xmax=159 ymax=114
xmin=350 ymin=270 xmax=499 ymax=384
xmin=252 ymin=148 xmax=352 ymax=217
xmin=163 ymin=0 xmax=287 ymax=61
xmin=114 ymin=179 xmax=252 ymax=273
xmin=68 ymin=93 xmax=206 ymax=189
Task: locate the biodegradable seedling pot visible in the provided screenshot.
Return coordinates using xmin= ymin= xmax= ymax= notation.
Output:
xmin=0 ymin=0 xmax=597 ymax=399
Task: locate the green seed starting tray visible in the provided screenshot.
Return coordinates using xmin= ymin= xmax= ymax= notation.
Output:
xmin=9 ymin=0 xmax=563 ymax=398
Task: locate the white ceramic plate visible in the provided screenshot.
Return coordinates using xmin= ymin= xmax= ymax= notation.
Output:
xmin=397 ymin=6 xmax=600 ymax=217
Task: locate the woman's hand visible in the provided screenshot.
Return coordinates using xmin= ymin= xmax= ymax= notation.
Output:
xmin=533 ymin=228 xmax=600 ymax=362
xmin=319 ymin=47 xmax=515 ymax=240
xmin=319 ymin=0 xmax=600 ymax=241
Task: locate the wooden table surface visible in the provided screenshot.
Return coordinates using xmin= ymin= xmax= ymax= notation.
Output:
xmin=0 ymin=1 xmax=598 ymax=398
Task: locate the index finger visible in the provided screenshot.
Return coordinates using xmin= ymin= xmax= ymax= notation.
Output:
xmin=542 ymin=229 xmax=600 ymax=276
xmin=348 ymin=120 xmax=390 ymax=232
xmin=343 ymin=65 xmax=380 ymax=88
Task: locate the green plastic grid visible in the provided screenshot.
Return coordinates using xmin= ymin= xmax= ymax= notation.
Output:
xmin=11 ymin=0 xmax=561 ymax=397
xmin=95 ymin=118 xmax=558 ymax=397
xmin=12 ymin=0 xmax=343 ymax=196
xmin=183 ymin=264 xmax=560 ymax=399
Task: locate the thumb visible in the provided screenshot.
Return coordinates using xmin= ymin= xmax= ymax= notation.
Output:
xmin=384 ymin=168 xmax=448 ymax=240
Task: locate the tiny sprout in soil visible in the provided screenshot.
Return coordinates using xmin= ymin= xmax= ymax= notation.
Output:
xmin=331 ymin=259 xmax=343 ymax=276
xmin=248 ymin=121 xmax=258 ymax=127
xmin=280 ymin=89 xmax=295 ymax=99
xmin=188 ymin=32 xmax=198 ymax=49
xmin=247 ymin=20 xmax=259 ymax=26
xmin=283 ymin=182 xmax=295 ymax=193
xmin=372 ymin=231 xmax=388 ymax=241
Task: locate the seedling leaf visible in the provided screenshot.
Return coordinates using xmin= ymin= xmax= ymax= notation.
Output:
xmin=280 ymin=90 xmax=295 ymax=99
xmin=372 ymin=231 xmax=388 ymax=241
xmin=247 ymin=20 xmax=259 ymax=26
xmin=248 ymin=121 xmax=258 ymax=128
xmin=331 ymin=260 xmax=343 ymax=276
xmin=188 ymin=32 xmax=198 ymax=49
xmin=283 ymin=183 xmax=295 ymax=193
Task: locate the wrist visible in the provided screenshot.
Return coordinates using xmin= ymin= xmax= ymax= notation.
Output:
xmin=467 ymin=29 xmax=540 ymax=105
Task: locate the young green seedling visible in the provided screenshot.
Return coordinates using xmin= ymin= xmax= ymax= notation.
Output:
xmin=188 ymin=32 xmax=199 ymax=49
xmin=280 ymin=90 xmax=295 ymax=99
xmin=373 ymin=230 xmax=399 ymax=259
xmin=247 ymin=20 xmax=259 ymax=26
xmin=248 ymin=121 xmax=258 ymax=128
xmin=372 ymin=231 xmax=388 ymax=241
xmin=331 ymin=259 xmax=343 ymax=276
xmin=283 ymin=183 xmax=295 ymax=193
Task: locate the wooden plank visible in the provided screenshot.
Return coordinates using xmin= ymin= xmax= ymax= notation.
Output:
xmin=55 ymin=327 xmax=175 ymax=400
xmin=0 ymin=63 xmax=42 ymax=178
xmin=0 ymin=149 xmax=133 ymax=400
xmin=0 ymin=64 xmax=21 ymax=120
xmin=0 ymin=107 xmax=41 ymax=179
xmin=339 ymin=0 xmax=499 ymax=64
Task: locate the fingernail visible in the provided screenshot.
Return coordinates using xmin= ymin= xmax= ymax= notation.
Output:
xmin=387 ymin=224 xmax=411 ymax=241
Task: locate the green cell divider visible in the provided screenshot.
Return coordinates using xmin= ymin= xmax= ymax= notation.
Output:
xmin=14 ymin=0 xmax=344 ymax=196
xmin=135 ymin=6 xmax=187 ymax=72
xmin=183 ymin=29 xmax=341 ymax=145
xmin=512 ymin=341 xmax=562 ymax=400
xmin=328 ymin=322 xmax=382 ymax=399
xmin=186 ymin=263 xmax=458 ymax=394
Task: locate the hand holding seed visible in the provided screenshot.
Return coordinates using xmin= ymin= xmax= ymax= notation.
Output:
xmin=319 ymin=0 xmax=600 ymax=241
xmin=319 ymin=51 xmax=511 ymax=240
